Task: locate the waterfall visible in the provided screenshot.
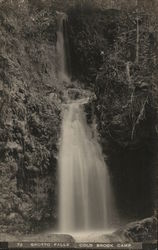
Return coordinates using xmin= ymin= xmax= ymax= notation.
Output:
xmin=56 ymin=12 xmax=71 ymax=82
xmin=57 ymin=12 xmax=117 ymax=233
xmin=59 ymin=100 xmax=116 ymax=232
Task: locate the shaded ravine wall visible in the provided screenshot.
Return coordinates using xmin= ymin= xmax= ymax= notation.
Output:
xmin=0 ymin=1 xmax=62 ymax=233
xmin=68 ymin=6 xmax=158 ymax=222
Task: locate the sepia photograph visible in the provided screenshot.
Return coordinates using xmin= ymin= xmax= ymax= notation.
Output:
xmin=0 ymin=0 xmax=157 ymax=249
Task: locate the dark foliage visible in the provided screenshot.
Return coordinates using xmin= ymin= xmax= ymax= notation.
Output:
xmin=68 ymin=1 xmax=158 ymax=220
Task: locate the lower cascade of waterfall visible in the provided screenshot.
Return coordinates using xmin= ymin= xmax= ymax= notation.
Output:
xmin=58 ymin=98 xmax=116 ymax=233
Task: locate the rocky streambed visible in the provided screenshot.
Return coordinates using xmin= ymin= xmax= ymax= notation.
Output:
xmin=0 ymin=217 xmax=157 ymax=244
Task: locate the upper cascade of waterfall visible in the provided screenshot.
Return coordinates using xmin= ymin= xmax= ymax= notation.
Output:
xmin=56 ymin=11 xmax=71 ymax=83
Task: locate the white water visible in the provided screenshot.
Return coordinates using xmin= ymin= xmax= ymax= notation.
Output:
xmin=56 ymin=12 xmax=70 ymax=83
xmin=59 ymin=100 xmax=116 ymax=232
xmin=57 ymin=12 xmax=117 ymax=233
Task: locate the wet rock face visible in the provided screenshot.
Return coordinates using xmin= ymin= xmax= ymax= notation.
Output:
xmin=0 ymin=2 xmax=61 ymax=233
xmin=114 ymin=217 xmax=157 ymax=242
xmin=68 ymin=8 xmax=120 ymax=85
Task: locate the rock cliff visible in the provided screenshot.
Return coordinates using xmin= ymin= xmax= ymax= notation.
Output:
xmin=0 ymin=0 xmax=62 ymax=233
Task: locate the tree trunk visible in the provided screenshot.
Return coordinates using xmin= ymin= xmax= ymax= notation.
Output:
xmin=136 ymin=16 xmax=139 ymax=64
xmin=135 ymin=0 xmax=139 ymax=64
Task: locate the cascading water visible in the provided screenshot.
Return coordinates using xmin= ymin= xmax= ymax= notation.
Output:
xmin=57 ymin=12 xmax=117 ymax=233
xmin=56 ymin=12 xmax=71 ymax=83
xmin=59 ymin=100 xmax=116 ymax=232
